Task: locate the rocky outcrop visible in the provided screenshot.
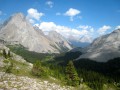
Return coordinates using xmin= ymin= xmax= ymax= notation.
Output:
xmin=0 ymin=72 xmax=74 ymax=90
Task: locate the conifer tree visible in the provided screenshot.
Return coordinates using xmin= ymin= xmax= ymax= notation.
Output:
xmin=32 ymin=61 xmax=47 ymax=77
xmin=5 ymin=61 xmax=13 ymax=73
xmin=3 ymin=49 xmax=7 ymax=58
xmin=8 ymin=50 xmax=11 ymax=57
xmin=65 ymin=60 xmax=80 ymax=86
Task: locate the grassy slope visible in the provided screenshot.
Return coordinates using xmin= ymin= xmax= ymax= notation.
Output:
xmin=7 ymin=45 xmax=55 ymax=63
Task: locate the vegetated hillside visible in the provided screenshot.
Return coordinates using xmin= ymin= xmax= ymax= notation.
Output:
xmin=53 ymin=51 xmax=82 ymax=65
xmin=0 ymin=52 xmax=75 ymax=90
xmin=74 ymin=58 xmax=120 ymax=79
xmin=7 ymin=44 xmax=119 ymax=90
xmin=7 ymin=44 xmax=55 ymax=63
xmin=74 ymin=58 xmax=120 ymax=90
xmin=0 ymin=44 xmax=95 ymax=90
xmin=54 ymin=51 xmax=120 ymax=81
xmin=51 ymin=51 xmax=120 ymax=90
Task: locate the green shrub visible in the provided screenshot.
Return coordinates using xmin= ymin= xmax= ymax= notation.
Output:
xmin=5 ymin=61 xmax=13 ymax=73
xmin=32 ymin=61 xmax=48 ymax=78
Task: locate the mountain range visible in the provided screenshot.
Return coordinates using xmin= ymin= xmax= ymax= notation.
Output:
xmin=0 ymin=12 xmax=120 ymax=62
xmin=0 ymin=13 xmax=72 ymax=53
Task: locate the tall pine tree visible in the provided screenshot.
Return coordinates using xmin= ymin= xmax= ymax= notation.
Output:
xmin=65 ymin=60 xmax=80 ymax=86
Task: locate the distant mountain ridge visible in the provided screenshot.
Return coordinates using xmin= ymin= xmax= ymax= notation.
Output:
xmin=68 ymin=35 xmax=92 ymax=48
xmin=0 ymin=13 xmax=72 ymax=53
xmin=77 ymin=29 xmax=120 ymax=62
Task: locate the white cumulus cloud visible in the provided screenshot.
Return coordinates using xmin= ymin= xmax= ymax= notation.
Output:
xmin=38 ymin=22 xmax=56 ymax=32
xmin=98 ymin=25 xmax=111 ymax=35
xmin=27 ymin=8 xmax=44 ymax=24
xmin=37 ymin=22 xmax=93 ymax=42
xmin=46 ymin=1 xmax=54 ymax=8
xmin=64 ymin=8 xmax=80 ymax=21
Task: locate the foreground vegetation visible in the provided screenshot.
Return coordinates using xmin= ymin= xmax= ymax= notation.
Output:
xmin=7 ymin=45 xmax=120 ymax=90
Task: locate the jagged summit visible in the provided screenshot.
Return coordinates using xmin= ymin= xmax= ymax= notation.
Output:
xmin=12 ymin=13 xmax=24 ymax=19
xmin=0 ymin=13 xmax=72 ymax=53
xmin=3 ymin=13 xmax=25 ymax=25
xmin=77 ymin=29 xmax=120 ymax=62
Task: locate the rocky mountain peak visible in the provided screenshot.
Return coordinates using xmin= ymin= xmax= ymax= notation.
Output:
xmin=0 ymin=13 xmax=72 ymax=53
xmin=12 ymin=13 xmax=24 ymax=19
xmin=8 ymin=13 xmax=25 ymax=24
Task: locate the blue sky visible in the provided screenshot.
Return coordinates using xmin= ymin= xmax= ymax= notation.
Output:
xmin=0 ymin=0 xmax=120 ymax=42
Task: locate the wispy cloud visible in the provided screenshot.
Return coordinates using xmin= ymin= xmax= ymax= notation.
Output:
xmin=64 ymin=8 xmax=80 ymax=21
xmin=26 ymin=8 xmax=44 ymax=24
xmin=97 ymin=25 xmax=111 ymax=35
xmin=46 ymin=1 xmax=54 ymax=8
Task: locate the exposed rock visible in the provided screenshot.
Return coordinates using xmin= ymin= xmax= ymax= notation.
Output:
xmin=47 ymin=31 xmax=72 ymax=51
xmin=77 ymin=29 xmax=120 ymax=62
xmin=0 ymin=72 xmax=73 ymax=90
xmin=0 ymin=13 xmax=72 ymax=53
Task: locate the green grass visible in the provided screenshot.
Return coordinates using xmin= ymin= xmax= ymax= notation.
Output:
xmin=2 ymin=59 xmax=32 ymax=77
xmin=11 ymin=60 xmax=31 ymax=76
xmin=7 ymin=45 xmax=55 ymax=63
xmin=103 ymin=84 xmax=117 ymax=90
